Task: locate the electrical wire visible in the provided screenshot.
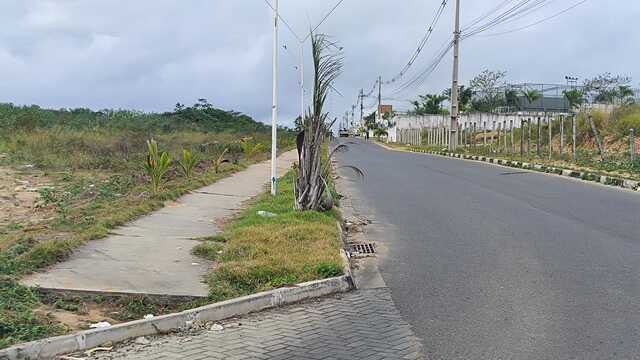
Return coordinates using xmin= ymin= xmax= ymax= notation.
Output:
xmin=383 ymin=0 xmax=448 ymax=85
xmin=462 ymin=0 xmax=545 ymax=38
xmin=303 ymin=0 xmax=346 ymax=42
xmin=388 ymin=37 xmax=454 ymax=96
xmin=476 ymin=0 xmax=588 ymax=37
xmin=263 ymin=0 xmax=302 ymax=42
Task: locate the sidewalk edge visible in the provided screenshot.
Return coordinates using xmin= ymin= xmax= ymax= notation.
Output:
xmin=0 ymin=275 xmax=353 ymax=360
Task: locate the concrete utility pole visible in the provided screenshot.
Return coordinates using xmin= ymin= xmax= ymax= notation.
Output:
xmin=360 ymin=88 xmax=364 ymax=125
xmin=270 ymin=0 xmax=278 ymax=196
xmin=449 ymin=0 xmax=461 ymax=151
xmin=351 ymin=105 xmax=356 ymax=129
xmin=377 ymin=76 xmax=382 ymax=120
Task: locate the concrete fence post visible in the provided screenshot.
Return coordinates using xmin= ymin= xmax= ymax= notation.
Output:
xmin=510 ymin=119 xmax=515 ymax=156
xmin=484 ymin=122 xmax=487 ymax=146
xmin=527 ymin=118 xmax=532 ymax=158
xmin=473 ymin=122 xmax=477 ymax=148
xmin=520 ymin=120 xmax=525 ymax=160
xmin=503 ymin=121 xmax=508 ymax=154
xmin=588 ymin=115 xmax=605 ymax=160
xmin=536 ymin=116 xmax=541 ymax=157
xmin=560 ymin=115 xmax=564 ymax=157
xmin=548 ymin=116 xmax=552 ymax=160
xmin=631 ymin=128 xmax=636 ymax=162
xmin=497 ymin=123 xmax=502 ymax=152
xmin=572 ymin=115 xmax=577 ymax=162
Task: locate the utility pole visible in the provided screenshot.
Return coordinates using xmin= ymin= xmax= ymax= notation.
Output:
xmin=351 ymin=105 xmax=356 ymax=128
xmin=360 ymin=88 xmax=364 ymax=126
xmin=270 ymin=0 xmax=278 ymax=196
xmin=449 ymin=0 xmax=461 ymax=151
xmin=377 ymin=76 xmax=382 ymax=120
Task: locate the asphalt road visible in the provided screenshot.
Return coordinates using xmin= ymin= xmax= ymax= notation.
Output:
xmin=336 ymin=139 xmax=640 ymax=360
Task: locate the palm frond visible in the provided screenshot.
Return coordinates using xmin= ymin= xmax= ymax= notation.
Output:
xmin=336 ymin=165 xmax=365 ymax=179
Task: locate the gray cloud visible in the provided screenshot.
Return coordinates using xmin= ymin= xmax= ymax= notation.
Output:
xmin=0 ymin=0 xmax=636 ymax=127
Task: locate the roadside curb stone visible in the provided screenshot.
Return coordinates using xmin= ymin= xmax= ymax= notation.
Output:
xmin=395 ymin=146 xmax=640 ymax=193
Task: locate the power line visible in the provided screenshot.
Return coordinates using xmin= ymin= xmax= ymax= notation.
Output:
xmin=263 ymin=0 xmax=301 ymax=41
xmin=384 ymin=0 xmax=449 ymax=85
xmin=462 ymin=0 xmax=515 ymax=32
xmin=303 ymin=0 xmax=346 ymax=42
xmin=388 ymin=37 xmax=454 ymax=96
xmin=477 ymin=0 xmax=588 ymax=37
xmin=462 ymin=0 xmax=543 ymax=38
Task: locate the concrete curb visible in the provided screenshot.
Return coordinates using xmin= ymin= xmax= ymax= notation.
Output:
xmin=399 ymin=146 xmax=640 ymax=192
xmin=1 ymin=275 xmax=354 ymax=360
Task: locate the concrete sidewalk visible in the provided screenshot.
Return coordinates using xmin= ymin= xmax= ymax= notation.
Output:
xmin=23 ymin=151 xmax=298 ymax=297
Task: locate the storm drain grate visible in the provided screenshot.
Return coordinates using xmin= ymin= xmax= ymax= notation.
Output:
xmin=350 ymin=243 xmax=376 ymax=255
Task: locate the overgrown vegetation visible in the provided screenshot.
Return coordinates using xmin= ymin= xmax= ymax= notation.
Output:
xmin=0 ymin=100 xmax=296 ymax=348
xmin=411 ymin=104 xmax=640 ymax=179
xmin=202 ymin=171 xmax=342 ymax=301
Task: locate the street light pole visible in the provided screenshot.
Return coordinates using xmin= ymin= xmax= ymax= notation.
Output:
xmin=270 ymin=0 xmax=278 ymax=196
xmin=300 ymin=45 xmax=305 ymax=123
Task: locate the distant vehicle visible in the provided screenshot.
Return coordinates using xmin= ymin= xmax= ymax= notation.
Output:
xmin=338 ymin=129 xmax=350 ymax=137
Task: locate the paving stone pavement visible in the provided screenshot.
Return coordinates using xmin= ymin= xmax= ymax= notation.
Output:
xmin=83 ymin=289 xmax=424 ymax=360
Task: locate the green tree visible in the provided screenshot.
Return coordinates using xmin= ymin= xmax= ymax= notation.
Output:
xmin=521 ymin=88 xmax=542 ymax=109
xmin=295 ymin=33 xmax=343 ymax=211
xmin=444 ymin=86 xmax=474 ymax=113
xmin=469 ymin=69 xmax=507 ymax=112
xmin=412 ymin=94 xmax=448 ymax=115
xmin=583 ymin=73 xmax=632 ymax=104
xmin=373 ymin=127 xmax=388 ymax=138
xmin=563 ymin=89 xmax=585 ymax=112
xmin=504 ymin=89 xmax=520 ymax=110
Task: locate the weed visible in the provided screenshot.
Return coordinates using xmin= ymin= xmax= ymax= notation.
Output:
xmin=143 ymin=139 xmax=172 ymax=194
xmin=192 ymin=242 xmax=224 ymax=261
xmin=177 ymin=148 xmax=198 ymax=178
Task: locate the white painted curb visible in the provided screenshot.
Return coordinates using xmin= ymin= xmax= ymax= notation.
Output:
xmin=0 ymin=274 xmax=353 ymax=360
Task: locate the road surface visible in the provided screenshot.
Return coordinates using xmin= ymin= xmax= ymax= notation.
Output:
xmin=336 ymin=139 xmax=640 ymax=359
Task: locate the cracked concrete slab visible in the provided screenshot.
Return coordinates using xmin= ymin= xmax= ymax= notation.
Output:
xmin=22 ymin=151 xmax=298 ymax=297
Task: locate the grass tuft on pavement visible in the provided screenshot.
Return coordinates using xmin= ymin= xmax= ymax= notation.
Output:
xmin=204 ymin=171 xmax=343 ymax=301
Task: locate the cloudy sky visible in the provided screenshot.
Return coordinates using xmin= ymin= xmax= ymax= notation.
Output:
xmin=0 ymin=0 xmax=637 ymax=127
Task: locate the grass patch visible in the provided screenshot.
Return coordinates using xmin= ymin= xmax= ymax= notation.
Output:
xmin=0 ymin=101 xmax=298 ymax=348
xmin=205 ymin=171 xmax=343 ymax=302
xmin=192 ymin=242 xmax=224 ymax=261
xmin=0 ymin=279 xmax=64 ymax=349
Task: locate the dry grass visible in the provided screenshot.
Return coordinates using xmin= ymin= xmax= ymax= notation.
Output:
xmin=204 ymin=171 xmax=343 ymax=301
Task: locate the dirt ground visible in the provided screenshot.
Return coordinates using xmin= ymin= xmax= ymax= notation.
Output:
xmin=35 ymin=303 xmax=121 ymax=333
xmin=0 ymin=165 xmax=53 ymax=229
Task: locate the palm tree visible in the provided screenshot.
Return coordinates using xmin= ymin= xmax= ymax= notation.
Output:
xmin=373 ymin=128 xmax=388 ymax=139
xmin=294 ymin=34 xmax=362 ymax=211
xmin=504 ymin=89 xmax=520 ymax=110
xmin=521 ymin=88 xmax=542 ymax=109
xmin=562 ymin=89 xmax=585 ymax=112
